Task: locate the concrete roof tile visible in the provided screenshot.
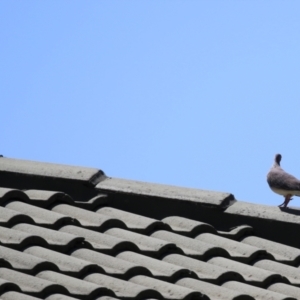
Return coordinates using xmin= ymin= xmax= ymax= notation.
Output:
xmin=161 ymin=217 xmax=215 ymax=237
xmin=0 ymin=245 xmax=57 ymax=274
xmin=217 ymin=225 xmax=253 ymax=240
xmin=37 ymin=270 xmax=115 ymax=299
xmin=0 ymin=291 xmax=41 ymax=300
xmin=0 ymin=278 xmax=20 ymax=296
xmin=45 ymin=294 xmax=81 ymax=300
xmin=24 ymin=190 xmax=73 ymax=208
xmin=0 ymin=268 xmax=69 ymax=298
xmin=195 ymin=233 xmax=269 ymax=263
xmin=0 ymin=188 xmax=29 ymax=205
xmin=97 ymin=207 xmax=168 ymax=234
xmin=12 ymin=223 xmax=83 ymax=252
xmin=105 ymin=228 xmax=179 ymax=258
xmin=59 ymin=225 xmax=139 ymax=254
xmin=208 ymin=257 xmax=287 ymax=287
xmin=0 ymin=226 xmax=47 ymax=250
xmin=84 ymin=273 xmax=163 ymax=300
xmin=129 ymin=275 xmax=208 ymax=300
xmin=116 ymin=251 xmax=195 ymax=282
xmin=24 ymin=246 xmax=101 ymax=277
xmin=5 ymin=201 xmax=77 ymax=229
xmin=96 ymin=177 xmax=234 ymax=208
xmin=151 ymin=230 xmax=229 ymax=260
xmin=253 ymin=259 xmax=300 ymax=286
xmin=268 ymin=283 xmax=300 ymax=299
xmin=241 ymin=236 xmax=300 ymax=264
xmin=52 ymin=204 xmax=126 ymax=231
xmin=162 ymin=254 xmax=243 ymax=284
xmin=222 ymin=281 xmax=296 ymax=300
xmin=0 ymin=206 xmax=34 ymax=227
xmin=71 ymin=248 xmax=151 ymax=280
xmin=176 ymin=277 xmax=254 ymax=300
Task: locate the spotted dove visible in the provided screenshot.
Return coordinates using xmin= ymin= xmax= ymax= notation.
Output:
xmin=267 ymin=154 xmax=300 ymax=207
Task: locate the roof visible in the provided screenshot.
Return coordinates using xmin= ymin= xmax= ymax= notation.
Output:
xmin=0 ymin=156 xmax=300 ymax=300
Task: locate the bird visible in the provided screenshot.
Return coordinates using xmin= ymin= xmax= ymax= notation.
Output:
xmin=267 ymin=154 xmax=300 ymax=207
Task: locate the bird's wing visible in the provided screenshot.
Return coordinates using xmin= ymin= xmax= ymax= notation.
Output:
xmin=267 ymin=168 xmax=300 ymax=192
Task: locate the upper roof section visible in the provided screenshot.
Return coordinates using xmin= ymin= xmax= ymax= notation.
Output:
xmin=2 ymin=156 xmax=300 ymax=248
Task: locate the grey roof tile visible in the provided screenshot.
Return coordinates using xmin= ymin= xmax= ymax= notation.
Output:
xmin=222 ymin=281 xmax=296 ymax=300
xmin=5 ymin=201 xmax=77 ymax=229
xmin=84 ymin=273 xmax=163 ymax=300
xmin=59 ymin=225 xmax=139 ymax=254
xmin=0 ymin=268 xmax=69 ymax=298
xmin=176 ymin=277 xmax=254 ymax=300
xmin=225 ymin=201 xmax=300 ymax=225
xmin=12 ymin=223 xmax=83 ymax=252
xmin=95 ymin=297 xmax=121 ymax=300
xmin=150 ymin=230 xmax=229 ymax=260
xmin=216 ymin=225 xmax=253 ymax=241
xmin=24 ymin=190 xmax=73 ymax=208
xmin=0 ymin=157 xmax=102 ymax=184
xmin=0 ymin=226 xmax=47 ymax=250
xmin=45 ymin=294 xmax=81 ymax=300
xmin=268 ymin=283 xmax=300 ymax=299
xmin=71 ymin=248 xmax=151 ymax=279
xmin=162 ymin=254 xmax=243 ymax=284
xmin=37 ymin=270 xmax=115 ymax=299
xmin=105 ymin=228 xmax=179 ymax=258
xmin=0 ymin=188 xmax=29 ymax=205
xmin=52 ymin=204 xmax=126 ymax=231
xmin=116 ymin=251 xmax=195 ymax=282
xmin=0 ymin=206 xmax=34 ymax=227
xmin=208 ymin=257 xmax=287 ymax=287
xmin=24 ymin=246 xmax=101 ymax=277
xmin=129 ymin=275 xmax=208 ymax=300
xmin=0 ymin=278 xmax=20 ymax=296
xmin=74 ymin=195 xmax=108 ymax=210
xmin=195 ymin=233 xmax=269 ymax=263
xmin=0 ymin=245 xmax=57 ymax=274
xmin=241 ymin=236 xmax=300 ymax=264
xmin=96 ymin=177 xmax=234 ymax=208
xmin=253 ymin=259 xmax=300 ymax=286
xmin=97 ymin=207 xmax=168 ymax=234
xmin=0 ymin=291 xmax=41 ymax=300
xmin=161 ymin=216 xmax=215 ymax=237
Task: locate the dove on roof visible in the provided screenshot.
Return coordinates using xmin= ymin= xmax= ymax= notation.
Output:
xmin=267 ymin=154 xmax=300 ymax=207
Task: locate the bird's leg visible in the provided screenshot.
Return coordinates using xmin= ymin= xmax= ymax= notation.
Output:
xmin=279 ymin=194 xmax=293 ymax=207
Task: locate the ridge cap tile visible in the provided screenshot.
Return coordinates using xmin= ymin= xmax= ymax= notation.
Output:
xmin=96 ymin=177 xmax=234 ymax=208
xmin=225 ymin=201 xmax=300 ymax=225
xmin=0 ymin=157 xmax=103 ymax=184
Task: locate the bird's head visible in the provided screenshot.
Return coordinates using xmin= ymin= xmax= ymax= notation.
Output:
xmin=275 ymin=153 xmax=282 ymax=166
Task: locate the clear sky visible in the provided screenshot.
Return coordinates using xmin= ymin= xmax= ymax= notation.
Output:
xmin=1 ymin=2 xmax=300 ymax=206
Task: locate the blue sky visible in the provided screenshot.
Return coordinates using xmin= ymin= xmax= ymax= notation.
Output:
xmin=1 ymin=2 xmax=300 ymax=206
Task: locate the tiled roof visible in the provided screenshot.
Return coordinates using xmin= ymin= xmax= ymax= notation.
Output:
xmin=0 ymin=157 xmax=300 ymax=299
